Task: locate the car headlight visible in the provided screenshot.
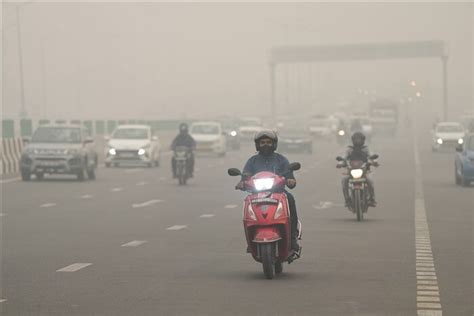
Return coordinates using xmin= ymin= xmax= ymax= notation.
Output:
xmin=458 ymin=138 xmax=464 ymax=144
xmin=138 ymin=148 xmax=146 ymax=156
xmin=350 ymin=169 xmax=364 ymax=179
xmin=436 ymin=138 xmax=443 ymax=145
xmin=253 ymin=178 xmax=275 ymax=191
xmin=108 ymin=148 xmax=117 ymax=155
xmin=230 ymin=130 xmax=237 ymax=137
xmin=338 ymin=130 xmax=345 ymax=136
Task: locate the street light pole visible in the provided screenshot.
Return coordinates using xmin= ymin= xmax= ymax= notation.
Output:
xmin=15 ymin=5 xmax=27 ymax=118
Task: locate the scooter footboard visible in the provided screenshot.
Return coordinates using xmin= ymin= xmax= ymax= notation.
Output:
xmin=253 ymin=226 xmax=282 ymax=243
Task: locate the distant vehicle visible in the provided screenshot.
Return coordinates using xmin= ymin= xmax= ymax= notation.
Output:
xmin=189 ymin=121 xmax=226 ymax=156
xmin=20 ymin=125 xmax=98 ymax=181
xmin=239 ymin=117 xmax=264 ymax=141
xmin=432 ymin=122 xmax=465 ymax=152
xmin=219 ymin=119 xmax=241 ymax=150
xmin=308 ymin=116 xmax=333 ymax=139
xmin=278 ymin=127 xmax=313 ymax=154
xmin=369 ymin=98 xmax=399 ymax=136
xmin=455 ymin=133 xmax=474 ymax=186
xmin=105 ymin=125 xmax=162 ymax=167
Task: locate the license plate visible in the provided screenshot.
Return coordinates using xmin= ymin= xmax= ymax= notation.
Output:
xmin=120 ymin=153 xmax=135 ymax=158
xmin=40 ymin=161 xmax=61 ymax=167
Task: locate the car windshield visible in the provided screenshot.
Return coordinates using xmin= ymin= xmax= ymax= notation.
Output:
xmin=112 ymin=128 xmax=148 ymax=139
xmin=191 ymin=125 xmax=219 ymax=135
xmin=280 ymin=128 xmax=307 ymax=137
xmin=309 ymin=120 xmax=332 ymax=127
xmin=437 ymin=125 xmax=464 ymax=133
xmin=31 ymin=127 xmax=82 ymax=143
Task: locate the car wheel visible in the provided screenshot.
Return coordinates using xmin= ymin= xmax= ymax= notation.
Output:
xmin=461 ymin=172 xmax=470 ymax=187
xmin=21 ymin=169 xmax=31 ymax=181
xmin=77 ymin=163 xmax=86 ymax=181
xmin=455 ymin=167 xmax=461 ymax=185
xmin=87 ymin=166 xmax=96 ymax=180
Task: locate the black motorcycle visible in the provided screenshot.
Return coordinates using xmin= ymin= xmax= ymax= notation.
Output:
xmin=174 ymin=146 xmax=191 ymax=185
xmin=337 ymin=154 xmax=379 ymax=221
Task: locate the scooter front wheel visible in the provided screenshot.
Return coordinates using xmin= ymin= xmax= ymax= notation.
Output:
xmin=261 ymin=243 xmax=275 ymax=279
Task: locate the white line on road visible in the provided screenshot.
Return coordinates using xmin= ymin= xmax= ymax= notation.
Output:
xmin=418 ymin=286 xmax=439 ymax=291
xmin=417 ymin=310 xmax=442 ymax=316
xmin=132 ymin=200 xmax=163 ymax=208
xmin=200 ymin=214 xmax=215 ymax=218
xmin=121 ymin=240 xmax=147 ymax=247
xmin=110 ymin=187 xmax=123 ymax=192
xmin=0 ymin=213 xmax=6 ymax=217
xmin=0 ymin=299 xmax=6 ymax=303
xmin=57 ymin=263 xmax=92 ymax=272
xmin=166 ymin=225 xmax=187 ymax=231
xmin=125 ymin=168 xmax=143 ymax=173
xmin=40 ymin=203 xmax=56 ymax=208
xmin=0 ymin=177 xmax=20 ymax=184
xmin=136 ymin=181 xmax=148 ymax=186
xmin=80 ymin=194 xmax=94 ymax=199
xmin=224 ymin=204 xmax=238 ymax=209
xmin=418 ymin=291 xmax=440 ymax=296
xmin=159 ymin=177 xmax=167 ymax=181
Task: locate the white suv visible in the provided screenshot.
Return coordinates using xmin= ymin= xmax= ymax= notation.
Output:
xmin=189 ymin=121 xmax=226 ymax=156
xmin=105 ymin=125 xmax=161 ymax=167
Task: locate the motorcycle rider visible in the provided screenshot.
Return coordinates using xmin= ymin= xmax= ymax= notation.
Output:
xmin=170 ymin=123 xmax=196 ymax=178
xmin=340 ymin=132 xmax=378 ymax=207
xmin=236 ymin=130 xmax=300 ymax=251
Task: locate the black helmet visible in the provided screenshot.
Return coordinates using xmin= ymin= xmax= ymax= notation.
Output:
xmin=179 ymin=123 xmax=188 ymax=134
xmin=254 ymin=129 xmax=278 ymax=151
xmin=351 ymin=132 xmax=366 ymax=147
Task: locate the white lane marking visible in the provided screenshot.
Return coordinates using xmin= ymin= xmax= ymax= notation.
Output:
xmin=418 ymin=286 xmax=439 ymax=291
xmin=57 ymin=263 xmax=92 ymax=272
xmin=418 ymin=291 xmax=440 ymax=296
xmin=224 ymin=204 xmax=238 ymax=209
xmin=121 ymin=240 xmax=147 ymax=247
xmin=414 ymin=132 xmax=442 ymax=315
xmin=132 ymin=200 xmax=163 ymax=208
xmin=417 ymin=310 xmax=442 ymax=316
xmin=40 ymin=203 xmax=56 ymax=208
xmin=417 ymin=280 xmax=438 ymax=285
xmin=0 ymin=177 xmax=21 ymax=184
xmin=200 ymin=214 xmax=215 ymax=218
xmin=110 ymin=187 xmax=123 ymax=192
xmin=0 ymin=299 xmax=6 ymax=303
xmin=0 ymin=213 xmax=6 ymax=217
xmin=136 ymin=181 xmax=148 ymax=186
xmin=166 ymin=225 xmax=187 ymax=231
xmin=80 ymin=194 xmax=93 ymax=199
xmin=125 ymin=168 xmax=143 ymax=173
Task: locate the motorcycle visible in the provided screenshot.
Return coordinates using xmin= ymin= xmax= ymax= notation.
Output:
xmin=336 ymin=154 xmax=379 ymax=221
xmin=174 ymin=146 xmax=191 ymax=185
xmin=228 ymin=163 xmax=303 ymax=279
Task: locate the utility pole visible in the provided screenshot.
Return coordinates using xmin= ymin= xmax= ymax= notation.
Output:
xmin=15 ymin=5 xmax=27 ymax=118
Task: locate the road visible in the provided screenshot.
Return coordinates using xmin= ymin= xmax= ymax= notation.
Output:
xmin=1 ymin=120 xmax=472 ymax=315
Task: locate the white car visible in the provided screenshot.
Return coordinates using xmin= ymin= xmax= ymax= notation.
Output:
xmin=105 ymin=125 xmax=162 ymax=167
xmin=432 ymin=122 xmax=465 ymax=152
xmin=189 ymin=121 xmax=227 ymax=156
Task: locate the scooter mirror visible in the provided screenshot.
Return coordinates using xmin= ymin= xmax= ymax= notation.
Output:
xmin=369 ymin=154 xmax=379 ymax=160
xmin=289 ymin=162 xmax=301 ymax=171
xmin=228 ymin=168 xmax=242 ymax=176
xmin=336 ymin=156 xmax=344 ymax=161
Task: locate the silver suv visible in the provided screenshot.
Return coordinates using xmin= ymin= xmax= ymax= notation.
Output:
xmin=20 ymin=125 xmax=98 ymax=181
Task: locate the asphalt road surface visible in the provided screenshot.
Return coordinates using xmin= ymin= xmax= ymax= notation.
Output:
xmin=1 ymin=119 xmax=472 ymax=315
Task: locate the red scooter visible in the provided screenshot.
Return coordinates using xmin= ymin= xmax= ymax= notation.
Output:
xmin=228 ymin=162 xmax=302 ymax=279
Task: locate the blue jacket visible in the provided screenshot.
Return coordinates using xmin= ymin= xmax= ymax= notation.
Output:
xmin=242 ymin=152 xmax=295 ymax=180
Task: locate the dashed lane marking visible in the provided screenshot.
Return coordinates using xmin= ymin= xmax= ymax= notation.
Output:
xmin=136 ymin=181 xmax=148 ymax=186
xmin=80 ymin=194 xmax=93 ymax=199
xmin=224 ymin=204 xmax=238 ymax=209
xmin=0 ymin=177 xmax=20 ymax=184
xmin=200 ymin=214 xmax=215 ymax=218
xmin=132 ymin=200 xmax=163 ymax=208
xmin=110 ymin=187 xmax=123 ymax=192
xmin=40 ymin=203 xmax=56 ymax=208
xmin=121 ymin=240 xmax=147 ymax=247
xmin=0 ymin=299 xmax=6 ymax=303
xmin=57 ymin=263 xmax=92 ymax=272
xmin=166 ymin=225 xmax=187 ymax=231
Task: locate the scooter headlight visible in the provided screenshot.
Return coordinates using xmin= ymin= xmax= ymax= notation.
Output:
xmin=230 ymin=130 xmax=237 ymax=137
xmin=350 ymin=169 xmax=364 ymax=179
xmin=246 ymin=203 xmax=257 ymax=221
xmin=338 ymin=130 xmax=345 ymax=136
xmin=436 ymin=138 xmax=443 ymax=145
xmin=274 ymin=201 xmax=284 ymax=219
xmin=458 ymin=138 xmax=464 ymax=144
xmin=253 ymin=178 xmax=275 ymax=191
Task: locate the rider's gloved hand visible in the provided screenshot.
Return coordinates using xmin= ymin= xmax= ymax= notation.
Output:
xmin=235 ymin=181 xmax=245 ymax=190
xmin=286 ymin=179 xmax=296 ymax=189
